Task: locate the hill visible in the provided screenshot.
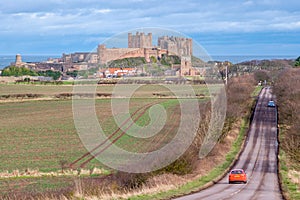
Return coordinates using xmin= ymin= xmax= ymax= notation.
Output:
xmin=192 ymin=56 xmax=207 ymax=67
xmin=237 ymin=59 xmax=294 ymax=70
xmin=107 ymin=54 xmax=183 ymax=69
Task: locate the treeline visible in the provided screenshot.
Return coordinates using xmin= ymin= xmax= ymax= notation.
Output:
xmin=1 ymin=66 xmax=61 ymax=80
xmin=274 ymin=68 xmax=300 ymax=165
xmin=273 ymin=68 xmax=300 ymax=199
xmin=1 ymin=66 xmax=37 ymax=76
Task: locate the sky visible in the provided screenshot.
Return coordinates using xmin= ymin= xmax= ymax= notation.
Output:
xmin=0 ymin=0 xmax=299 ymax=58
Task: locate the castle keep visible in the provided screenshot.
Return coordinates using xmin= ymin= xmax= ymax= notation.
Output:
xmin=158 ymin=36 xmax=192 ymax=56
xmin=98 ymin=32 xmax=166 ymax=64
xmin=128 ymin=32 xmax=152 ymax=48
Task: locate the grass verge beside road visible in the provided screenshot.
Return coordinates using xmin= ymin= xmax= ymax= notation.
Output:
xmin=278 ymin=131 xmax=300 ymax=200
xmin=279 ymin=150 xmax=300 ymax=200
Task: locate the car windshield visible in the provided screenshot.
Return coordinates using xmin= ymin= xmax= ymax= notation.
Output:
xmin=268 ymin=101 xmax=275 ymax=105
xmin=231 ymin=170 xmax=243 ymax=174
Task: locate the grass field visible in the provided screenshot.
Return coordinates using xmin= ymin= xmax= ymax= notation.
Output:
xmin=0 ymin=100 xmax=103 ymax=172
xmin=0 ymin=98 xmax=183 ymax=172
xmin=0 ymin=83 xmax=214 ymax=196
xmin=0 ymin=83 xmax=213 ymax=170
xmin=0 ymin=83 xmax=216 ymax=97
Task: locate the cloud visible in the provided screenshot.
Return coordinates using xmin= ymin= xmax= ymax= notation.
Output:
xmin=91 ymin=9 xmax=112 ymax=14
xmin=243 ymin=1 xmax=254 ymax=6
xmin=1 ymin=0 xmax=300 ymax=36
xmin=0 ymin=0 xmax=299 ymax=55
xmin=271 ymin=21 xmax=300 ymax=30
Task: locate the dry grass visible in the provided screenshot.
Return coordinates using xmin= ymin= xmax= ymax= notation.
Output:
xmin=288 ymin=170 xmax=300 ymax=189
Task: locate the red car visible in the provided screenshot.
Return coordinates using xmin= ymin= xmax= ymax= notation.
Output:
xmin=228 ymin=169 xmax=247 ymax=184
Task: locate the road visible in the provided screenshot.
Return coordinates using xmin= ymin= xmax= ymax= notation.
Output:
xmin=175 ymin=87 xmax=283 ymax=200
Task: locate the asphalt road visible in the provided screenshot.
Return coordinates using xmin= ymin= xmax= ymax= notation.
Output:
xmin=175 ymin=87 xmax=283 ymax=200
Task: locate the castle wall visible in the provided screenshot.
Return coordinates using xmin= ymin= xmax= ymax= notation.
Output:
xmin=98 ymin=45 xmax=141 ymax=64
xmin=128 ymin=32 xmax=152 ymax=48
xmin=158 ymin=36 xmax=192 ymax=57
xmin=97 ymin=45 xmax=162 ymax=64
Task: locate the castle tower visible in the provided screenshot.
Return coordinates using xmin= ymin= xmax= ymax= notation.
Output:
xmin=97 ymin=44 xmax=107 ymax=64
xmin=180 ymin=56 xmax=192 ymax=76
xmin=157 ymin=36 xmax=193 ymax=57
xmin=15 ymin=54 xmax=22 ymax=66
xmin=128 ymin=32 xmax=152 ymax=48
xmin=128 ymin=33 xmax=133 ymax=48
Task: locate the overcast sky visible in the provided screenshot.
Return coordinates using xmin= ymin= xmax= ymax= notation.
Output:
xmin=0 ymin=0 xmax=299 ymax=58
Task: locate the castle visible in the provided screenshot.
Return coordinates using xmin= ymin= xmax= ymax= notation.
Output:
xmin=96 ymin=32 xmax=193 ymax=64
xmin=13 ymin=32 xmax=199 ymax=77
xmin=95 ymin=32 xmax=198 ymax=76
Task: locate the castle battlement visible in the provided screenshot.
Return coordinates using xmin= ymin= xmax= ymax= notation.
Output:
xmin=128 ymin=32 xmax=153 ymax=48
xmin=158 ymin=36 xmax=192 ymax=56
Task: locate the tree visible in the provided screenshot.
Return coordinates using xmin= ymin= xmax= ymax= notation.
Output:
xmin=1 ymin=66 xmax=37 ymax=76
xmin=294 ymin=56 xmax=300 ymax=67
xmin=66 ymin=70 xmax=78 ymax=78
xmin=38 ymin=70 xmax=62 ymax=80
xmin=24 ymin=77 xmax=30 ymax=83
xmin=253 ymin=70 xmax=270 ymax=82
xmin=150 ymin=56 xmax=157 ymax=63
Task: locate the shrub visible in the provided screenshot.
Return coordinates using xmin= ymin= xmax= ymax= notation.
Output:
xmin=1 ymin=66 xmax=38 ymax=76
xmin=114 ymin=172 xmax=149 ymax=190
xmin=294 ymin=56 xmax=300 ymax=67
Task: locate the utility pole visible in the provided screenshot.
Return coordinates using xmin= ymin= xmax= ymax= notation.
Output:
xmin=225 ymin=65 xmax=228 ymax=85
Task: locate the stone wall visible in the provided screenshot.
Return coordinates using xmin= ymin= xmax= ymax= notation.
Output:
xmin=128 ymin=32 xmax=152 ymax=48
xmin=97 ymin=45 xmax=164 ymax=64
xmin=158 ymin=36 xmax=192 ymax=56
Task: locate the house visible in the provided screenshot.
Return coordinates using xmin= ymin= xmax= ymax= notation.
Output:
xmin=101 ymin=67 xmax=137 ymax=78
